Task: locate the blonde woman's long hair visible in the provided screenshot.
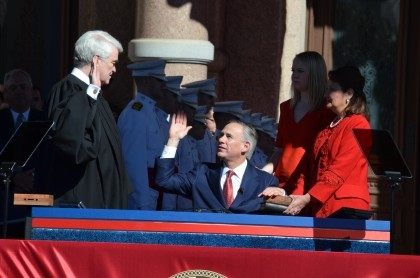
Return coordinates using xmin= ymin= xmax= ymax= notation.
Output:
xmin=290 ymin=51 xmax=327 ymax=111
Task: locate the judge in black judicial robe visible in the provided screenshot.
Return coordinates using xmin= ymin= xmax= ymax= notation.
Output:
xmin=44 ymin=30 xmax=131 ymax=209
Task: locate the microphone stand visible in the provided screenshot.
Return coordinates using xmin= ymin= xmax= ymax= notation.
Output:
xmin=385 ymin=171 xmax=402 ymax=254
xmin=1 ymin=162 xmax=16 ymax=238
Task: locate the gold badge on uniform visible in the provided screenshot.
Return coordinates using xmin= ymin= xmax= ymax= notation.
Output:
xmin=131 ymin=102 xmax=143 ymax=111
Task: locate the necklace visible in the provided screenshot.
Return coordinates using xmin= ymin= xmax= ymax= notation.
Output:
xmin=329 ymin=116 xmax=343 ymax=128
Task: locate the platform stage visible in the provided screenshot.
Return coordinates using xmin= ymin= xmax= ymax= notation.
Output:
xmin=28 ymin=207 xmax=390 ymax=253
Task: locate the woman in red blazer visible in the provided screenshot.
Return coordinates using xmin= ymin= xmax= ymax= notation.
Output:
xmin=262 ymin=51 xmax=335 ymax=195
xmin=283 ymin=66 xmax=371 ymax=218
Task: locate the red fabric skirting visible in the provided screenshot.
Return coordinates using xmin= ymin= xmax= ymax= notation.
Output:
xmin=1 ymin=239 xmax=419 ymax=277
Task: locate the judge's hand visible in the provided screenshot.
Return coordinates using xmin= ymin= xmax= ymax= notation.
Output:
xmin=90 ymin=55 xmax=101 ymax=87
xmin=167 ymin=112 xmax=192 ymax=147
xmin=283 ymin=193 xmax=311 ymax=216
xmin=258 ymin=187 xmax=286 ymax=198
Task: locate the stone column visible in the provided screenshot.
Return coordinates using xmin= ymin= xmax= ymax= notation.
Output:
xmin=278 ymin=0 xmax=307 ymax=119
xmin=129 ymin=0 xmax=214 ymax=84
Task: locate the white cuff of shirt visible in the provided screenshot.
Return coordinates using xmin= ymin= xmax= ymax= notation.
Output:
xmin=87 ymin=84 xmax=101 ymax=100
xmin=161 ymin=145 xmax=177 ymax=158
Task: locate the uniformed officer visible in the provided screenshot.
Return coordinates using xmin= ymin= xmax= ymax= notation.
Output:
xmin=160 ymin=75 xmax=183 ymax=115
xmin=161 ymin=87 xmax=202 ymax=211
xmin=244 ymin=113 xmax=268 ymax=169
xmin=182 ymin=78 xmax=217 ymax=113
xmin=160 ymin=77 xmax=203 ymax=211
xmin=147 ymin=75 xmax=184 ymax=210
xmin=259 ymin=116 xmax=277 ymax=158
xmin=190 ymin=105 xmax=210 ymax=142
xmin=213 ymin=100 xmax=245 ymax=129
xmin=241 ymin=110 xmax=276 ymax=168
xmin=117 ymin=59 xmax=168 ymax=210
xmin=183 ymin=78 xmax=218 ymax=163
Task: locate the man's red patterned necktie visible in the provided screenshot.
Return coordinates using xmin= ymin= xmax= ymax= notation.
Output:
xmin=223 ymin=170 xmax=235 ymax=207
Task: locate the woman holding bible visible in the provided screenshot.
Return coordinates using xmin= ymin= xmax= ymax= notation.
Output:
xmin=283 ymin=66 xmax=371 ymax=218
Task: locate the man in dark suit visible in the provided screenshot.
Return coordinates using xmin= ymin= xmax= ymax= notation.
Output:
xmin=0 ymin=70 xmax=45 ymax=148
xmin=155 ymin=112 xmax=282 ymax=213
xmin=0 ymin=69 xmax=46 ymax=234
xmin=0 ymin=69 xmax=46 ymax=192
xmin=46 ymin=30 xmax=131 ymax=209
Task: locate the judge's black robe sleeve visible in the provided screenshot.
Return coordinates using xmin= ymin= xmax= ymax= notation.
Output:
xmin=47 ymin=78 xmax=100 ymax=164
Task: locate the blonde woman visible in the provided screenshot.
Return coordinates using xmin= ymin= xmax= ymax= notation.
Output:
xmin=263 ymin=51 xmax=334 ymax=195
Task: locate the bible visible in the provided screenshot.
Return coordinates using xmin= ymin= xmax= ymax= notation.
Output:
xmin=260 ymin=195 xmax=293 ymax=213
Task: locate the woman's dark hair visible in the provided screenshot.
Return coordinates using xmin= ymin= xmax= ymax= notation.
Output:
xmin=328 ymin=66 xmax=369 ymax=119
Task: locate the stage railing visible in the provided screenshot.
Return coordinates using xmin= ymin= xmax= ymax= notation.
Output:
xmin=28 ymin=207 xmax=390 ymax=253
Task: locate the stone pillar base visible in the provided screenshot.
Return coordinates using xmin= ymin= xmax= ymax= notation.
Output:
xmin=128 ymin=38 xmax=214 ymax=83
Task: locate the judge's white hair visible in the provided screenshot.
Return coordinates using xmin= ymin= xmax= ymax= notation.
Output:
xmin=74 ymin=30 xmax=123 ymax=67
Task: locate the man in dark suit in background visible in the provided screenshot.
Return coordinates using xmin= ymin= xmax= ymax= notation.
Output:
xmin=0 ymin=70 xmax=45 ymax=148
xmin=155 ymin=112 xmax=282 ymax=213
xmin=0 ymin=69 xmax=45 ymax=192
xmin=0 ymin=69 xmax=46 ymax=233
xmin=46 ymin=30 xmax=131 ymax=209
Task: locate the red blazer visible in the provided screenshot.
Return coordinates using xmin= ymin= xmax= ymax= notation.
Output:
xmin=307 ymin=114 xmax=371 ymax=218
xmin=274 ymin=100 xmax=334 ymax=194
